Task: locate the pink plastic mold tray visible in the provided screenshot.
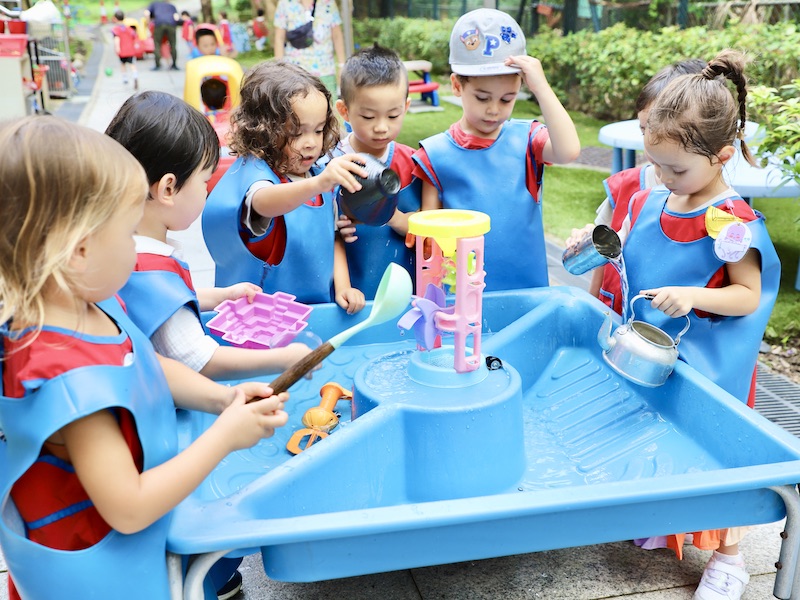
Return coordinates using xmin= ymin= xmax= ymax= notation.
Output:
xmin=207 ymin=291 xmax=313 ymax=349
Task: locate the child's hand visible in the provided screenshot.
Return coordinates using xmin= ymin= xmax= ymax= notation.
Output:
xmin=337 ymin=214 xmax=359 ymax=243
xmin=565 ymin=224 xmax=594 ymax=249
xmin=505 ymin=55 xmax=548 ymax=95
xmin=319 ymin=154 xmax=368 ymax=194
xmin=336 ymin=287 xmax=366 ymax=315
xmin=215 ymin=387 xmax=289 ymax=452
xmin=641 ymin=287 xmax=695 ymax=318
xmin=220 ymin=282 xmax=262 ymax=303
xmin=279 ymin=342 xmax=320 ymax=379
xmin=229 ymin=381 xmax=282 ymax=405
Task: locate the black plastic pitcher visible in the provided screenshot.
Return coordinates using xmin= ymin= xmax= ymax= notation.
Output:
xmin=338 ymin=153 xmax=401 ymax=226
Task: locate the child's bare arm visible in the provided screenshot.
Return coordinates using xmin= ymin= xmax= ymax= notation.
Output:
xmin=505 ymin=55 xmax=580 ymax=165
xmin=251 ymin=155 xmax=367 ymax=219
xmin=200 ymin=342 xmax=314 ymax=380
xmin=61 ymin=388 xmax=287 ymax=534
xmin=197 ymin=282 xmax=261 ymax=311
xmin=641 ymin=249 xmax=762 ymax=318
xmin=386 ymin=208 xmax=411 ymax=237
xmin=156 ymin=353 xmax=277 ymax=413
xmin=333 ymin=236 xmax=365 ymax=314
xmin=420 ymin=181 xmax=442 ymax=211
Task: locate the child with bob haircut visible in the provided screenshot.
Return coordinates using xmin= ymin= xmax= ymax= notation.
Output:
xmin=599 ymin=50 xmax=780 ymax=600
xmin=334 ymin=43 xmax=420 ymax=297
xmin=0 ymin=116 xmax=288 ymax=599
xmin=412 ymin=8 xmax=580 ymax=292
xmin=110 ymin=92 xmax=312 ymax=381
xmin=204 ymin=60 xmax=368 ymax=314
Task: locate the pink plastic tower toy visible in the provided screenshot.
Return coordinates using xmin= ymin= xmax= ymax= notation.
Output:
xmin=404 ymin=210 xmax=490 ymax=373
xmin=207 ymin=291 xmax=312 ymax=349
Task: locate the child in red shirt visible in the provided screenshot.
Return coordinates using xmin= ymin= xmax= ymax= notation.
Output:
xmin=111 ymin=10 xmax=140 ymax=89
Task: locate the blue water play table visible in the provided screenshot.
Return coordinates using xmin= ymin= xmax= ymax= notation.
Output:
xmin=167 ymin=287 xmax=800 ymax=600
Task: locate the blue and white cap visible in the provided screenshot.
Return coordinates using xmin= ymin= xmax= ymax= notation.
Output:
xmin=448 ymin=8 xmax=526 ymax=76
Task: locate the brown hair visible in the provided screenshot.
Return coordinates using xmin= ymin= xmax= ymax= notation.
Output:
xmin=0 ymin=116 xmax=147 ymax=335
xmin=634 ymin=58 xmax=707 ymax=114
xmin=227 ymin=61 xmax=340 ymax=174
xmin=646 ymin=50 xmax=756 ymax=166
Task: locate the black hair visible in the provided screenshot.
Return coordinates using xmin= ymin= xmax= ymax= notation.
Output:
xmin=339 ymin=43 xmax=408 ymax=106
xmin=114 ymin=9 xmax=124 ymax=20
xmin=635 ymin=58 xmax=707 ymax=114
xmin=105 ymin=91 xmax=220 ymax=190
xmin=257 ymin=8 xmax=265 ymax=16
xmin=195 ymin=27 xmax=217 ymax=44
xmin=201 ymin=78 xmax=228 ymax=111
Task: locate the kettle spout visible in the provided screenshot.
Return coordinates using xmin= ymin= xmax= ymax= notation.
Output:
xmin=597 ymin=312 xmax=615 ymax=352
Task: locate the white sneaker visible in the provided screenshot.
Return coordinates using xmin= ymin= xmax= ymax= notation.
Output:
xmin=693 ymin=554 xmax=749 ymax=600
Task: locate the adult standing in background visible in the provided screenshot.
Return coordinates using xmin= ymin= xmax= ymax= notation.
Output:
xmin=145 ymin=1 xmax=180 ymax=70
xmin=273 ymin=0 xmax=346 ymax=96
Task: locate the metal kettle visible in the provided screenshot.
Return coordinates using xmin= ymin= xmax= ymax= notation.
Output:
xmin=597 ymin=294 xmax=691 ymax=387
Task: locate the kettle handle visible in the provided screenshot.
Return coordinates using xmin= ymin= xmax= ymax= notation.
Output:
xmin=630 ymin=294 xmax=691 ymax=345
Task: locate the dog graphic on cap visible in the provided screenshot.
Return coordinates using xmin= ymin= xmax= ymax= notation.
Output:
xmin=460 ymin=28 xmax=480 ymax=51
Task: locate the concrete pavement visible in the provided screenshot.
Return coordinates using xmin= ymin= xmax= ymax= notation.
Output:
xmin=0 ymin=17 xmax=792 ymax=600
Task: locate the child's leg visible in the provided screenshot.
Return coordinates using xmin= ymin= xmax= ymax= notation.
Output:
xmin=120 ymin=60 xmax=128 ymax=84
xmin=130 ymin=57 xmax=138 ymax=90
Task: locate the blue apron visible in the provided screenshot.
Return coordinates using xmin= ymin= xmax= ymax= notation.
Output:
xmin=203 ymin=157 xmax=335 ymax=303
xmin=0 ymin=297 xmax=178 ymax=599
xmin=119 ymin=256 xmax=201 ymax=337
xmin=415 ymin=120 xmax=548 ymax=291
xmin=613 ymin=187 xmax=780 ymax=402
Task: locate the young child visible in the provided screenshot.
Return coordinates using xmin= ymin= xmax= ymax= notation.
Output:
xmin=412 ymin=8 xmax=580 ymax=292
xmin=567 ymin=58 xmax=707 ymax=297
xmin=180 ymin=9 xmax=195 ymax=52
xmin=203 ymin=61 xmax=368 ymax=314
xmin=108 ymin=91 xmax=312 ymax=384
xmin=0 ymin=116 xmax=288 ymax=599
xmin=110 ymin=10 xmax=140 ymax=89
xmin=598 ymin=50 xmax=781 ymax=600
xmin=252 ymin=8 xmax=269 ymax=52
xmin=192 ymin=24 xmax=223 ymax=57
xmin=334 ymin=43 xmax=420 ymax=297
xmin=217 ymin=10 xmax=235 ymax=56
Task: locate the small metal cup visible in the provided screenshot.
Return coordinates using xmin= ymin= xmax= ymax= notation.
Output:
xmin=338 ymin=153 xmax=401 ymax=226
xmin=562 ymin=225 xmax=622 ymax=276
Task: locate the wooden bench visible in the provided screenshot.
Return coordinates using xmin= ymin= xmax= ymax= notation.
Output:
xmin=403 ymin=60 xmax=440 ymax=107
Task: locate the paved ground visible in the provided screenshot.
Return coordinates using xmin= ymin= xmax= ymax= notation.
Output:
xmin=1 ymin=15 xmax=797 ymax=600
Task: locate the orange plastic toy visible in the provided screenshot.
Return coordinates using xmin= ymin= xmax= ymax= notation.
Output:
xmin=286 ymin=382 xmax=352 ymax=455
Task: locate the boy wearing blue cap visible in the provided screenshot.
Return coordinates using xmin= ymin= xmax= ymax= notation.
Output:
xmin=412 ymin=8 xmax=580 ymax=292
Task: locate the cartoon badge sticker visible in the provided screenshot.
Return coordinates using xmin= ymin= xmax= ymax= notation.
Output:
xmin=460 ymin=28 xmax=480 ymax=51
xmin=714 ymin=220 xmax=752 ymax=263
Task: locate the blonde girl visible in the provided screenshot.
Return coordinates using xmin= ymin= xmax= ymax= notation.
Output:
xmin=0 ymin=116 xmax=288 ymax=599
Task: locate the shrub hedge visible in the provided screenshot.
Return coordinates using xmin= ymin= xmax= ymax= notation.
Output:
xmin=354 ymin=19 xmax=800 ymax=121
